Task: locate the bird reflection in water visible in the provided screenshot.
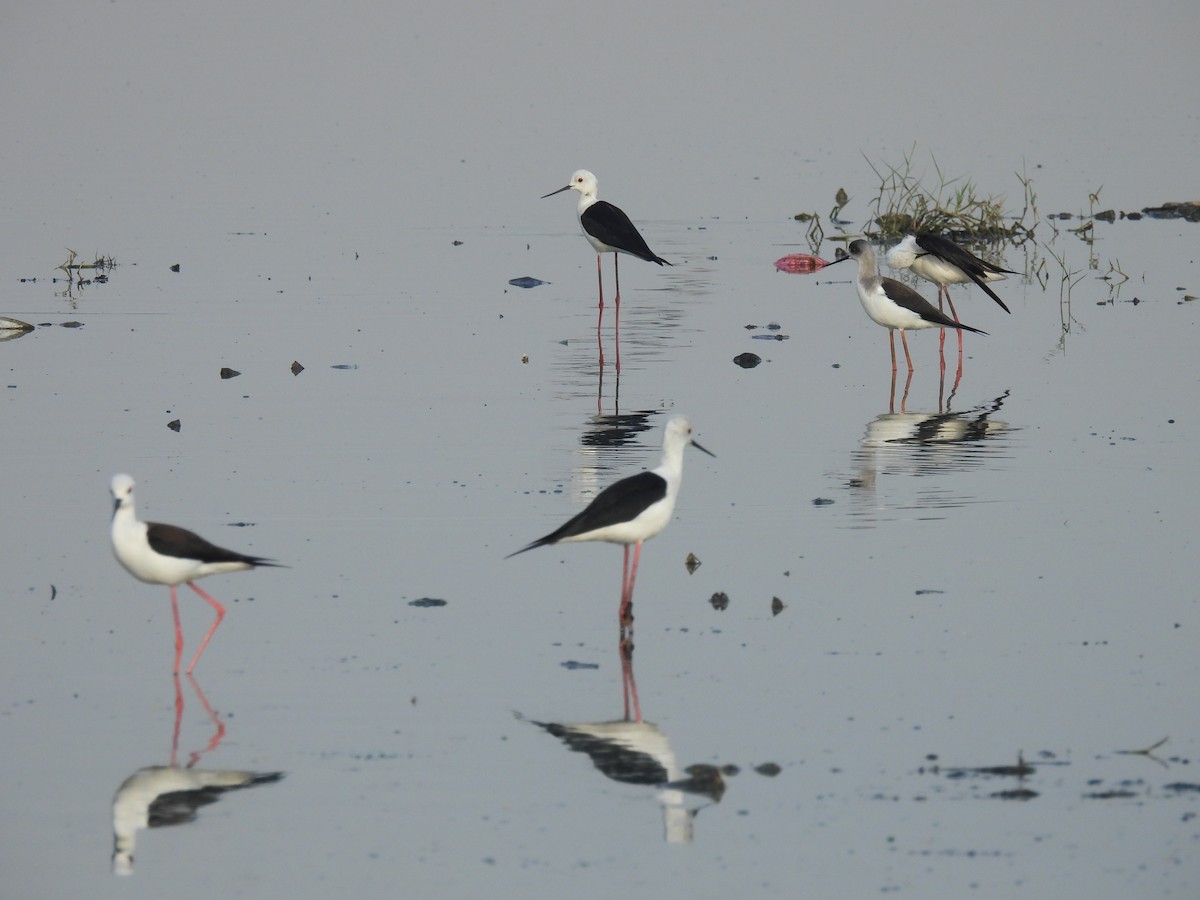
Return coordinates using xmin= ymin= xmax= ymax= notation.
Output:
xmin=111 ymin=674 xmax=282 ymax=876
xmin=519 ymin=640 xmax=725 ymax=844
xmin=848 ymin=391 xmax=1011 ymax=518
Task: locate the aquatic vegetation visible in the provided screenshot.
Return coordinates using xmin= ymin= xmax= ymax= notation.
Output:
xmin=862 ymin=148 xmax=1040 ymax=241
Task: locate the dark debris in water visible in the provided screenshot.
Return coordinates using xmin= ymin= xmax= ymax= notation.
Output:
xmin=560 ymin=660 xmax=599 ymax=670
xmin=291 ymin=360 xmax=305 ymax=376
xmin=508 ymin=276 xmax=548 ymax=288
xmin=709 ymin=591 xmax=729 ymax=611
xmin=991 ymin=788 xmax=1039 ymax=801
xmin=1050 ymin=201 xmax=1199 ymax=223
xmin=771 ymin=596 xmax=785 ymax=616
xmin=408 ymin=597 xmax=447 ymax=608
xmin=220 ymin=367 xmax=241 ymax=379
xmin=733 ymin=352 xmax=761 ymax=368
xmin=167 ymin=419 xmax=181 ymax=432
xmin=685 ymin=552 xmax=701 ymax=574
xmin=755 ymin=762 xmax=782 ymax=777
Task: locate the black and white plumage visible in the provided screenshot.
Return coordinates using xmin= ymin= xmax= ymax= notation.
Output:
xmin=112 ymin=766 xmax=283 ymax=875
xmin=541 ymin=170 xmax=671 ymax=359
xmin=507 ymin=417 xmax=713 ymax=630
xmin=886 ymin=232 xmax=1015 ymax=316
xmin=825 ymin=240 xmax=986 ymax=373
xmin=110 ymin=473 xmax=281 ymax=674
xmin=542 ymin=169 xmax=671 ymax=265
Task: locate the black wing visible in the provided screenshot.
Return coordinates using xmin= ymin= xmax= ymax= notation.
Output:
xmin=917 ymin=233 xmax=1013 ymax=313
xmin=582 ymin=201 xmax=671 ymax=265
xmin=146 ymin=522 xmax=281 ymax=567
xmin=507 ymin=470 xmax=667 ymax=556
xmin=881 ymin=278 xmax=988 ymax=335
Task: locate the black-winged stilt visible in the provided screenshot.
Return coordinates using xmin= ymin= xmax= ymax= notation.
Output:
xmin=109 ymin=473 xmax=281 ymax=673
xmin=825 ymin=240 xmax=986 ymax=373
xmin=886 ymin=232 xmax=1016 ymax=317
xmin=541 ymin=170 xmax=671 ymax=341
xmin=507 ymin=417 xmax=712 ymax=633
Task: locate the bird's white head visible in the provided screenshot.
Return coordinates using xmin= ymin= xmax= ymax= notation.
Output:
xmin=110 ymin=473 xmax=136 ymax=509
xmin=663 ymin=416 xmax=716 ymax=459
xmin=541 ymin=169 xmax=598 ymax=201
xmin=566 ymin=170 xmax=598 ymax=198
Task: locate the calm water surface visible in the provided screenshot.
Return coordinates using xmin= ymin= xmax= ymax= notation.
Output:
xmin=2 ymin=2 xmax=1198 ymax=898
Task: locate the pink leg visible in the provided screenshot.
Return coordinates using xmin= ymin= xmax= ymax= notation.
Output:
xmin=613 ymin=254 xmax=621 ymax=319
xmin=618 ymin=544 xmax=632 ymax=628
xmin=184 ymin=582 xmax=226 ymax=675
xmin=945 ymin=293 xmax=965 ymax=369
xmin=888 ymin=330 xmax=898 ymax=373
xmin=613 ymin=256 xmax=622 ymax=375
xmin=899 ymin=329 xmax=915 ymax=373
xmin=596 ymin=255 xmax=604 ymax=310
xmin=937 ymin=284 xmax=947 ymax=355
xmin=626 ymin=541 xmax=643 ymax=606
xmin=596 ymin=294 xmax=605 ymax=374
xmin=170 ymin=586 xmax=184 ymax=674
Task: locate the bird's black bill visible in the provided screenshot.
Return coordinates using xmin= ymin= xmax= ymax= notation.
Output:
xmin=822 ymin=254 xmax=849 ymax=268
xmin=691 ymin=439 xmax=716 ymax=459
xmin=540 ymin=184 xmax=572 ymax=199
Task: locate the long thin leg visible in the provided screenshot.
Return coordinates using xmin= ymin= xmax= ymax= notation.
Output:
xmin=899 ymin=329 xmax=915 ymax=373
xmin=613 ymin=254 xmax=621 ymax=320
xmin=184 ymin=582 xmax=226 ymax=675
xmin=888 ymin=330 xmax=898 ymax=374
xmin=626 ymin=540 xmax=643 ymax=603
xmin=949 ymin=351 xmax=964 ymax=400
xmin=618 ymin=541 xmax=643 ymax=633
xmin=618 ymin=545 xmax=631 ymax=632
xmin=938 ymin=284 xmax=947 ymax=357
xmin=620 ymin=544 xmax=631 ymax=604
xmin=171 ymin=586 xmax=184 ymax=674
xmin=596 ymin=292 xmax=605 ymax=375
xmin=613 ymin=255 xmax=622 ymax=375
xmin=945 ymin=292 xmax=965 ymax=364
xmin=596 ymin=254 xmax=604 ymax=311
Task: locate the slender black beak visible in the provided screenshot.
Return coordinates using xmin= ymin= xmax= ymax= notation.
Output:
xmin=540 ymin=184 xmax=572 ymax=199
xmin=822 ymin=253 xmax=849 ymax=267
xmin=690 ymin=439 xmax=716 ymax=459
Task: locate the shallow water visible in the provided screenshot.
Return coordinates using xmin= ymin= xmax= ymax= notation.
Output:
xmin=2 ymin=2 xmax=1198 ymax=898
